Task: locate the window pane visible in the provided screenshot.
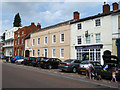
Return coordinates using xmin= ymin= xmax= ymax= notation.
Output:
xmin=78 ymin=23 xmax=82 ymax=29
xmin=77 ymin=36 xmax=82 ymax=44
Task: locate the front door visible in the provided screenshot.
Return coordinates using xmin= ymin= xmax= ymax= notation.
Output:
xmin=44 ymin=48 xmax=47 ymax=58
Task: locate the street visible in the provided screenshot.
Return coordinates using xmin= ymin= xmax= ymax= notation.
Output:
xmin=2 ymin=62 xmax=119 ymax=89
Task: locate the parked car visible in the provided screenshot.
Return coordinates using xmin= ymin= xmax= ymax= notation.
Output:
xmin=15 ymin=58 xmax=24 ymax=64
xmin=78 ymin=60 xmax=102 ymax=74
xmin=58 ymin=59 xmax=82 ymax=73
xmin=32 ymin=57 xmax=48 ymax=67
xmin=11 ymin=56 xmax=24 ymax=63
xmin=96 ymin=63 xmax=120 ymax=80
xmin=24 ymin=57 xmax=36 ymax=65
xmin=40 ymin=58 xmax=62 ymax=69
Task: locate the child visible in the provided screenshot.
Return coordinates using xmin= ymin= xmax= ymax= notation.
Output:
xmin=111 ymin=68 xmax=117 ymax=83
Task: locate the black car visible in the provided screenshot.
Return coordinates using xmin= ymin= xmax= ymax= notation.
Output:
xmin=24 ymin=57 xmax=36 ymax=65
xmin=32 ymin=57 xmax=48 ymax=67
xmin=96 ymin=63 xmax=120 ymax=80
xmin=40 ymin=58 xmax=62 ymax=69
xmin=78 ymin=60 xmax=102 ymax=74
xmin=58 ymin=59 xmax=82 ymax=73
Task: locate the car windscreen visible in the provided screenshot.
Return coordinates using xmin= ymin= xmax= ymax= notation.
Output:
xmin=24 ymin=57 xmax=28 ymax=60
xmin=18 ymin=56 xmax=24 ymax=59
xmin=93 ymin=62 xmax=101 ymax=66
xmin=81 ymin=61 xmax=89 ymax=64
xmin=64 ymin=59 xmax=73 ymax=63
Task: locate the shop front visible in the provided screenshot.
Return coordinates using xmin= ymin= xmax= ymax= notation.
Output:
xmin=75 ymin=44 xmax=103 ymax=62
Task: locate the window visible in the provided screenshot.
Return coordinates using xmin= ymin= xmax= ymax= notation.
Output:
xmin=32 ymin=39 xmax=35 ymax=46
xmin=44 ymin=48 xmax=47 ymax=57
xmin=32 ymin=50 xmax=35 ymax=57
xmin=60 ymin=33 xmax=64 ymax=43
xmin=37 ymin=38 xmax=40 ymax=45
xmin=44 ymin=36 xmax=47 ymax=44
xmin=52 ymin=48 xmax=56 ymax=58
xmin=86 ymin=35 xmax=90 ymax=44
xmin=15 ymin=40 xmax=17 ymax=45
xmin=27 ymin=40 xmax=29 ymax=48
xmin=18 ymin=39 xmax=19 ymax=44
xmin=60 ymin=48 xmax=64 ymax=58
xmin=18 ymin=49 xmax=19 ymax=56
xmin=95 ymin=19 xmax=101 ymax=26
xmin=21 ymin=49 xmax=23 ymax=56
xmin=96 ymin=33 xmax=101 ymax=43
xmin=77 ymin=36 xmax=82 ymax=44
xmin=52 ymin=35 xmax=56 ymax=43
xmin=77 ymin=23 xmax=82 ymax=29
xmin=22 ymin=38 xmax=23 ymax=44
xmin=22 ymin=31 xmax=24 ymax=34
xmin=37 ymin=49 xmax=40 ymax=57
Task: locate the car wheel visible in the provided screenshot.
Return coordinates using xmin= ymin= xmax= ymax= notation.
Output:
xmin=48 ymin=65 xmax=52 ymax=69
xmin=72 ymin=67 xmax=77 ymax=73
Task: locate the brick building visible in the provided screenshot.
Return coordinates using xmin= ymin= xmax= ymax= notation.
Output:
xmin=14 ymin=22 xmax=41 ymax=56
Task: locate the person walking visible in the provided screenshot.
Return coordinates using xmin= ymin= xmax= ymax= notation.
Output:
xmin=86 ymin=61 xmax=95 ymax=79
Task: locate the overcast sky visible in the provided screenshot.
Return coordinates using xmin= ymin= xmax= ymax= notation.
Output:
xmin=0 ymin=0 xmax=119 ymax=36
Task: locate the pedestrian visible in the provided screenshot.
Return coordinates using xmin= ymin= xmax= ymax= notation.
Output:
xmin=86 ymin=61 xmax=95 ymax=79
xmin=111 ymin=68 xmax=117 ymax=83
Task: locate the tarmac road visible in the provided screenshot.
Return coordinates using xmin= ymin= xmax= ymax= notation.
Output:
xmin=2 ymin=62 xmax=119 ymax=89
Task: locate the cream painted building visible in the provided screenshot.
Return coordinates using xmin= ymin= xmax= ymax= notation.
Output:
xmin=25 ymin=22 xmax=72 ymax=61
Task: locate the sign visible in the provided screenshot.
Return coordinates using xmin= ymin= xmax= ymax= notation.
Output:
xmin=75 ymin=45 xmax=103 ymax=49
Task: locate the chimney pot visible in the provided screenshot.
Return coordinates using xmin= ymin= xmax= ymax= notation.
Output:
xmin=112 ymin=2 xmax=119 ymax=11
xmin=31 ymin=22 xmax=35 ymax=25
xmin=73 ymin=11 xmax=79 ymax=20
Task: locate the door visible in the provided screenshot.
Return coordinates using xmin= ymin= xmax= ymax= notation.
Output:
xmin=44 ymin=48 xmax=47 ymax=58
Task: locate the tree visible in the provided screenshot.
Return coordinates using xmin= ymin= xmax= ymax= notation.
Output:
xmin=1 ymin=32 xmax=5 ymax=41
xmin=13 ymin=13 xmax=21 ymax=27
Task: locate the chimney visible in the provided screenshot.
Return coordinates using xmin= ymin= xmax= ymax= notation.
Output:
xmin=37 ymin=23 xmax=41 ymax=29
xmin=31 ymin=22 xmax=35 ymax=26
xmin=112 ymin=2 xmax=119 ymax=11
xmin=73 ymin=11 xmax=79 ymax=20
xmin=103 ymin=2 xmax=110 ymax=13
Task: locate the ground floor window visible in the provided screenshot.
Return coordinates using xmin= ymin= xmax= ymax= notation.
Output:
xmin=76 ymin=49 xmax=101 ymax=62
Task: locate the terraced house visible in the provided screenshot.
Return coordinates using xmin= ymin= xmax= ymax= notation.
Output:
xmin=25 ymin=2 xmax=120 ymax=64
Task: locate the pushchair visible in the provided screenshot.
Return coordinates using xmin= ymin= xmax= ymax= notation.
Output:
xmin=91 ymin=69 xmax=102 ymax=80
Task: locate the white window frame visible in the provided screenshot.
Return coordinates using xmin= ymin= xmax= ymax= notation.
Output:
xmin=52 ymin=34 xmax=56 ymax=44
xmin=60 ymin=33 xmax=64 ymax=43
xmin=37 ymin=37 xmax=40 ymax=45
xmin=95 ymin=33 xmax=101 ymax=43
xmin=60 ymin=48 xmax=64 ymax=58
xmin=32 ymin=50 xmax=35 ymax=57
xmin=86 ymin=35 xmax=91 ymax=44
xmin=95 ymin=19 xmax=101 ymax=27
xmin=32 ymin=39 xmax=35 ymax=46
xmin=52 ymin=48 xmax=56 ymax=58
xmin=44 ymin=36 xmax=47 ymax=44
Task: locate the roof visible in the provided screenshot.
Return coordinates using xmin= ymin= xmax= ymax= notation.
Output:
xmin=31 ymin=19 xmax=74 ymax=34
xmin=70 ymin=9 xmax=120 ymax=24
xmin=25 ymin=33 xmax=31 ymax=39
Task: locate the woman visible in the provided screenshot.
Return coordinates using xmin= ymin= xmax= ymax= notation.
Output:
xmin=86 ymin=61 xmax=95 ymax=79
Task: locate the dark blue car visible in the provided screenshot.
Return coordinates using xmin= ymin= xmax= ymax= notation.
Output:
xmin=11 ymin=56 xmax=24 ymax=63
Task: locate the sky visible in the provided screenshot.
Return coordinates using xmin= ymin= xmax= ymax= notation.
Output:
xmin=0 ymin=0 xmax=120 ymax=36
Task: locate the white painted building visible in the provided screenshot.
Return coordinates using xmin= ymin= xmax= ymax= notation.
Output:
xmin=3 ymin=27 xmax=21 ymax=56
xmin=70 ymin=3 xmax=120 ymax=65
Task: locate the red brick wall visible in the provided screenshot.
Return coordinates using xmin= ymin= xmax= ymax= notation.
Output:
xmin=14 ymin=23 xmax=41 ymax=56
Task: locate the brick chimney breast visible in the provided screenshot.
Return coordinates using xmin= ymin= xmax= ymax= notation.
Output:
xmin=73 ymin=11 xmax=79 ymax=20
xmin=112 ymin=2 xmax=119 ymax=11
xmin=103 ymin=2 xmax=110 ymax=13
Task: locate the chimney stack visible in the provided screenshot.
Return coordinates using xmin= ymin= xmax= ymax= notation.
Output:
xmin=73 ymin=11 xmax=79 ymax=20
xmin=112 ymin=2 xmax=119 ymax=11
xmin=37 ymin=23 xmax=41 ymax=29
xmin=103 ymin=2 xmax=110 ymax=13
xmin=31 ymin=22 xmax=35 ymax=26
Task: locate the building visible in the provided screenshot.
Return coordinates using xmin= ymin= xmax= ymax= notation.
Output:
xmin=0 ymin=36 xmax=4 ymax=58
xmin=70 ymin=2 xmax=120 ymax=65
xmin=25 ymin=2 xmax=120 ymax=64
xmin=14 ymin=22 xmax=41 ymax=56
xmin=3 ymin=27 xmax=21 ymax=57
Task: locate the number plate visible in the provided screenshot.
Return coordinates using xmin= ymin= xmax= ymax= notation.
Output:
xmin=80 ymin=70 xmax=85 ymax=71
xmin=61 ymin=64 xmax=64 ymax=66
